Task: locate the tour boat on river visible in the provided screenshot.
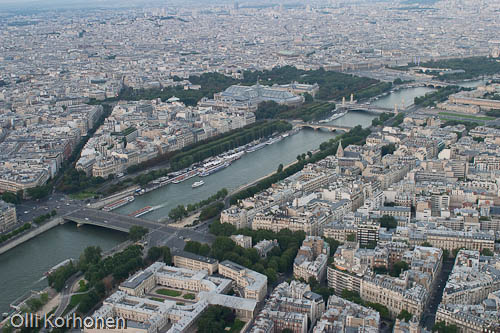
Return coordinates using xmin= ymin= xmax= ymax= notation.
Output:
xmin=129 ymin=206 xmax=154 ymax=218
xmin=102 ymin=196 xmax=135 ymax=212
xmin=171 ymin=170 xmax=199 ymax=184
xmin=200 ymin=160 xmax=230 ymax=177
xmin=192 ymin=180 xmax=205 ymax=188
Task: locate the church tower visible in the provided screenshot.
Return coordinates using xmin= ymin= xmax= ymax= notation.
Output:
xmin=336 ymin=140 xmax=344 ymax=158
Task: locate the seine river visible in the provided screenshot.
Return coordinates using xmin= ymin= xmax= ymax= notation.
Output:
xmin=0 ymin=85 xmax=442 ymax=314
xmin=115 ymin=125 xmax=355 ymax=220
xmin=0 ymin=224 xmax=127 ymax=314
xmin=372 ymin=86 xmax=435 ymax=109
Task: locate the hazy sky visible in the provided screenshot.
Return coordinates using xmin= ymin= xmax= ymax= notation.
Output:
xmin=0 ymin=0 xmax=172 ymax=6
xmin=0 ymin=0 xmax=174 ymax=9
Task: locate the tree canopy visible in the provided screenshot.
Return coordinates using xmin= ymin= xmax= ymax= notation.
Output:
xmin=397 ymin=309 xmax=413 ymax=322
xmin=379 ymin=215 xmax=398 ymax=229
xmin=381 ymin=143 xmax=396 ymax=156
xmin=390 ymin=261 xmax=410 ymax=277
xmin=418 ymin=57 xmax=500 ymax=81
xmin=341 ymin=289 xmax=391 ymax=320
xmin=433 ymin=321 xmax=459 ymax=333
xmin=208 ymin=220 xmax=306 ymax=283
xmin=481 ymin=248 xmax=494 ymax=256
xmin=147 ymin=246 xmax=172 ymax=264
xmin=128 ymin=226 xmax=149 ymax=241
xmin=196 ymin=305 xmax=237 ymax=333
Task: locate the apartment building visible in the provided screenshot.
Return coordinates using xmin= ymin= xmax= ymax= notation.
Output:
xmin=87 ymin=262 xmax=255 ymax=333
xmin=172 ymin=251 xmax=219 ymax=275
xmin=357 ymin=220 xmax=380 ymax=248
xmin=230 ymin=234 xmax=252 ymax=249
xmin=441 ymin=250 xmax=500 ymax=305
xmin=254 ymin=239 xmax=279 ymax=258
xmin=378 ymin=206 xmax=411 ymax=225
xmin=323 ymin=222 xmax=357 ymax=243
xmin=313 ymin=294 xmax=380 ymax=333
xmin=293 ymin=236 xmax=330 ymax=282
xmin=219 ymin=260 xmax=267 ymax=302
xmin=435 ymin=251 xmax=500 ymax=333
xmin=221 ymin=208 xmax=248 ymax=229
xmin=425 ymin=230 xmax=495 ymax=252
xmin=327 ymin=242 xmax=366 ymax=294
xmin=0 ymin=167 xmax=50 ymax=194
xmin=327 ymin=266 xmax=363 ymax=295
xmin=250 ymin=281 xmax=325 ymax=333
xmin=0 ymin=200 xmax=17 ymax=233
xmin=120 ymin=263 xmax=231 ymax=298
xmin=252 ymin=212 xmax=327 ymax=236
xmin=360 ymin=275 xmax=428 ymax=319
xmin=449 ymin=95 xmax=500 ymax=110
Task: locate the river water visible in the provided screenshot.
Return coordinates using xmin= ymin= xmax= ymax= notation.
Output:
xmin=458 ymin=79 xmax=488 ymax=88
xmin=0 ymin=86 xmax=435 ymax=314
xmin=372 ymin=86 xmax=435 ymax=109
xmin=115 ymin=129 xmax=339 ymax=220
xmin=0 ymin=224 xmax=126 ymax=314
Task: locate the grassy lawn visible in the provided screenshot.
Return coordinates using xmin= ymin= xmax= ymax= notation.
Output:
xmin=69 ymin=191 xmax=97 ymax=200
xmin=229 ymin=319 xmax=245 ymax=333
xmin=176 ymin=302 xmax=185 ymax=306
xmin=156 ymin=289 xmax=182 ymax=297
xmin=183 ymin=293 xmax=195 ymax=300
xmin=438 ymin=112 xmax=495 ymax=121
xmin=149 ymin=297 xmax=164 ymax=302
xmin=69 ymin=294 xmax=84 ymax=308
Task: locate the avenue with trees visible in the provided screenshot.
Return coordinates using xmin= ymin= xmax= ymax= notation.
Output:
xmin=0 ymin=222 xmax=31 ymax=244
xmin=414 ymin=86 xmax=464 ymax=107
xmin=120 ymin=120 xmax=291 ymax=190
xmin=169 ymin=188 xmax=228 ymax=221
xmin=418 ymin=57 xmax=500 ymax=81
xmin=199 ymin=202 xmax=225 ymax=221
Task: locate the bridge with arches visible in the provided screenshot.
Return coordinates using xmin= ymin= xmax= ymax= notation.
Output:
xmin=292 ymin=122 xmax=352 ymax=132
xmin=340 ymin=104 xmax=398 ymax=114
